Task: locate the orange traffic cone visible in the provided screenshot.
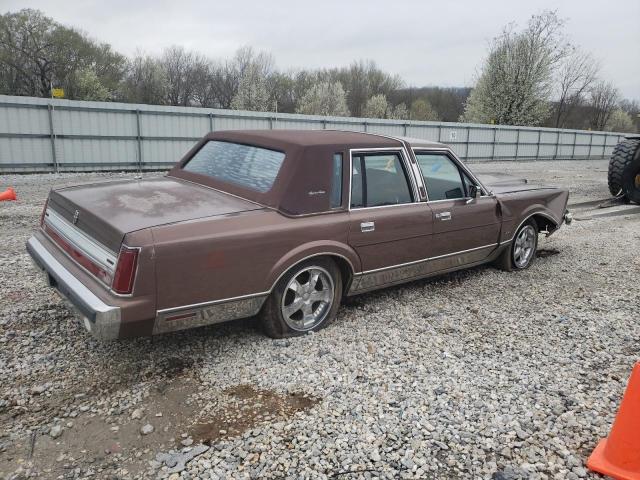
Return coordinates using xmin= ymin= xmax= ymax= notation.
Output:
xmin=587 ymin=362 xmax=640 ymax=480
xmin=0 ymin=187 xmax=17 ymax=201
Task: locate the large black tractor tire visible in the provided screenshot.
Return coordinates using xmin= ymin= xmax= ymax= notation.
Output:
xmin=621 ymin=142 xmax=640 ymax=205
xmin=608 ymin=138 xmax=640 ymax=201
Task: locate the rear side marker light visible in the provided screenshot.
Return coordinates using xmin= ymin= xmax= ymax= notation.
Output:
xmin=112 ymin=246 xmax=139 ymax=295
xmin=166 ymin=312 xmax=196 ymax=322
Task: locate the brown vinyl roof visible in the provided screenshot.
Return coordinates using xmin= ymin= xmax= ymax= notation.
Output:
xmin=170 ymin=129 xmax=449 ymax=216
xmin=203 ymin=129 xmax=403 ymax=149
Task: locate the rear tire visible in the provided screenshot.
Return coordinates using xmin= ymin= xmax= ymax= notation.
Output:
xmin=260 ymin=258 xmax=342 ymax=339
xmin=608 ymin=138 xmax=640 ymax=199
xmin=495 ymin=220 xmax=538 ymax=272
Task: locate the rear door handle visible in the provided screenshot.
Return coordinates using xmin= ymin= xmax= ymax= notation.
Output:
xmin=436 ymin=211 xmax=452 ymax=221
xmin=360 ymin=221 xmax=375 ymax=232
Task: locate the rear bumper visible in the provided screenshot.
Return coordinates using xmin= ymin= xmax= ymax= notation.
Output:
xmin=26 ymin=236 xmax=121 ymax=340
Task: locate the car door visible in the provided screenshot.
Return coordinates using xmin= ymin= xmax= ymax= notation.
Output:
xmin=414 ymin=150 xmax=501 ymax=271
xmin=348 ymin=149 xmax=434 ymax=291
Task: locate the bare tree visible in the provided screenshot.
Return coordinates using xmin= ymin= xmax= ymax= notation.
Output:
xmin=212 ymin=46 xmax=274 ymax=109
xmin=553 ymin=48 xmax=599 ymax=127
xmin=327 ymin=60 xmax=404 ymax=117
xmin=190 ymin=59 xmax=219 ymax=107
xmin=462 ymin=11 xmax=570 ymax=126
xmin=296 ymin=81 xmax=349 ymax=116
xmin=160 ymin=46 xmax=207 ymax=106
xmin=121 ymin=53 xmax=167 ymax=105
xmin=588 ymin=81 xmax=618 ymax=130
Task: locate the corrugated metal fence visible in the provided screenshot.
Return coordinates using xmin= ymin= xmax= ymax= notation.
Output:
xmin=0 ymin=95 xmax=626 ymax=173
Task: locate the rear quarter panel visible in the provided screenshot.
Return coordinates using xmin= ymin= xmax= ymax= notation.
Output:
xmin=150 ymin=210 xmax=360 ymax=311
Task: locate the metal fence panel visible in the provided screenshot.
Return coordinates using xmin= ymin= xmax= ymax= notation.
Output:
xmin=0 ymin=94 xmax=627 ymax=172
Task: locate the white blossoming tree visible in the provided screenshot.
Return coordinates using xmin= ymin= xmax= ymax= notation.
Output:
xmin=296 ymin=81 xmax=350 ymax=117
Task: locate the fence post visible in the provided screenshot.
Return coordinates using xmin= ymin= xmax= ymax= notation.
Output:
xmin=514 ymin=128 xmax=520 ymax=160
xmin=465 ymin=126 xmax=470 ymax=161
xmin=437 ymin=124 xmax=442 ymax=143
xmin=553 ymin=131 xmax=560 ymax=160
xmin=571 ymin=131 xmax=577 ymax=159
xmin=491 ymin=127 xmax=497 ymax=161
xmin=208 ymin=112 xmax=214 ymax=132
xmin=602 ymin=133 xmax=608 ymax=158
xmin=587 ymin=133 xmax=593 ymax=158
xmin=47 ymin=103 xmax=58 ymax=173
xmin=535 ymin=130 xmax=541 ymax=160
xmin=403 ymin=123 xmax=408 ymax=136
xmin=135 ymin=109 xmax=143 ymax=171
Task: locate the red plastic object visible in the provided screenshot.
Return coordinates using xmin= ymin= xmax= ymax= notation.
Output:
xmin=587 ymin=362 xmax=640 ymax=480
xmin=0 ymin=187 xmax=16 ymax=201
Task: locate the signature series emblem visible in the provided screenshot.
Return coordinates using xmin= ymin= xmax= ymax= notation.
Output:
xmin=73 ymin=210 xmax=80 ymax=225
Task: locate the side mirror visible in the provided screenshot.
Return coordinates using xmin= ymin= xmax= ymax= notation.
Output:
xmin=466 ymin=184 xmax=481 ymax=204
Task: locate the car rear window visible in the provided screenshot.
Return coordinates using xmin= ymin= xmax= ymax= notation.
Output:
xmin=182 ymin=141 xmax=285 ymax=193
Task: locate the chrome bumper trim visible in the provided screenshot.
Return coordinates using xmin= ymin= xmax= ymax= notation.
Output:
xmin=26 ymin=236 xmax=121 ymax=340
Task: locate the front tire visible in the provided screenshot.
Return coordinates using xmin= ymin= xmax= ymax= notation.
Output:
xmin=260 ymin=258 xmax=342 ymax=338
xmin=496 ymin=220 xmax=538 ymax=271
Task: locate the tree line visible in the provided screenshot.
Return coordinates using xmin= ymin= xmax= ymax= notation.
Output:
xmin=0 ymin=9 xmax=637 ymax=132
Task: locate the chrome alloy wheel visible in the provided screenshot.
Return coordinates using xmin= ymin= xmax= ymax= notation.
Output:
xmin=281 ymin=266 xmax=334 ymax=331
xmin=513 ymin=225 xmax=536 ymax=268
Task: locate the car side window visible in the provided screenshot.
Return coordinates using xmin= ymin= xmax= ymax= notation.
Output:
xmin=351 ymin=152 xmax=413 ymax=208
xmin=415 ymin=153 xmax=465 ymax=201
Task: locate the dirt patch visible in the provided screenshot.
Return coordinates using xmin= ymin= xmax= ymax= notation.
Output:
xmin=537 ymin=248 xmax=560 ymax=258
xmin=0 ymin=376 xmax=200 ymax=479
xmin=190 ymin=384 xmax=319 ymax=445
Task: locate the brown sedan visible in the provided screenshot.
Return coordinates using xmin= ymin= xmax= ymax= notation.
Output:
xmin=27 ymin=130 xmax=571 ymax=340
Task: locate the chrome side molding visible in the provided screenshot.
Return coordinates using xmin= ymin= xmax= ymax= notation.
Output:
xmin=154 ymin=294 xmax=268 ymax=334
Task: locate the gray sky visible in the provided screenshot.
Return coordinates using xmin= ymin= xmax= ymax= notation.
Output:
xmin=5 ymin=0 xmax=640 ymax=100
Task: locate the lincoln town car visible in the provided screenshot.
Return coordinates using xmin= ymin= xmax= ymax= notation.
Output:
xmin=27 ymin=130 xmax=572 ymax=340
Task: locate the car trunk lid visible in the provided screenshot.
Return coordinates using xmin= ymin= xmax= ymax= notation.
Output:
xmin=47 ymin=176 xmax=264 ymax=251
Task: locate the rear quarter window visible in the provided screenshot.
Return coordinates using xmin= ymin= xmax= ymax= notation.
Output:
xmin=182 ymin=141 xmax=285 ymax=193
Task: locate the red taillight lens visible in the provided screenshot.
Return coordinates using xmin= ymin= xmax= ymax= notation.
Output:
xmin=112 ymin=246 xmax=139 ymax=295
xmin=43 ymin=223 xmax=112 ymax=285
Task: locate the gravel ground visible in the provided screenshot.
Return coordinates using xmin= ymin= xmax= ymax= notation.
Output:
xmin=1 ymin=160 xmax=639 ymax=480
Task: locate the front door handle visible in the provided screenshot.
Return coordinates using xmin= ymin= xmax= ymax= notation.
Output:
xmin=360 ymin=221 xmax=375 ymax=232
xmin=436 ymin=211 xmax=452 ymax=221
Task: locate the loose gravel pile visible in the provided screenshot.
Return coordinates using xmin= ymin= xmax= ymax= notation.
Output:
xmin=1 ymin=160 xmax=639 ymax=479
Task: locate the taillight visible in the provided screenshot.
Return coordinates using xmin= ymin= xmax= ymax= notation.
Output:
xmin=40 ymin=198 xmax=49 ymax=226
xmin=43 ymin=223 xmax=113 ymax=284
xmin=112 ymin=246 xmax=139 ymax=295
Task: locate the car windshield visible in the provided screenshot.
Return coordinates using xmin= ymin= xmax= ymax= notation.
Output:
xmin=182 ymin=141 xmax=285 ymax=193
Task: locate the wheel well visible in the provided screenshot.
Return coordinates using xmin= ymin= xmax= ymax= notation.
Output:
xmin=324 ymin=255 xmax=355 ymax=294
xmin=272 ymin=254 xmax=355 ymax=295
xmin=531 ymin=214 xmax=558 ymax=234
